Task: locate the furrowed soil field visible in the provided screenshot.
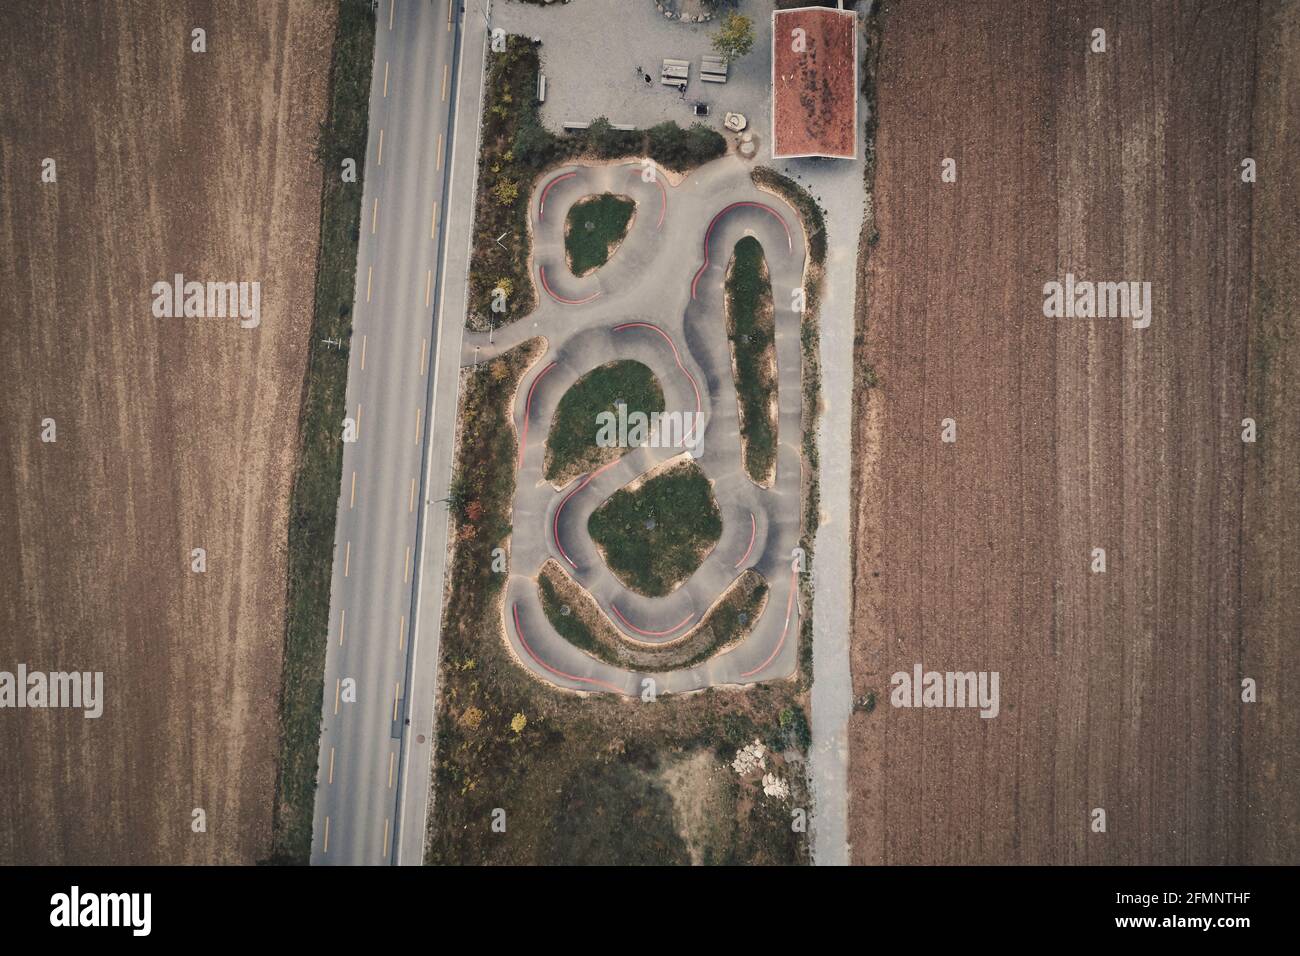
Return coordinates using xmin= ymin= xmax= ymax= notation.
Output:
xmin=0 ymin=1 xmax=333 ymax=863
xmin=850 ymin=0 xmax=1299 ymax=864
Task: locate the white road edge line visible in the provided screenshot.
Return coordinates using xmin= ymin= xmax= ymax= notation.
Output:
xmin=391 ymin=0 xmax=486 ymax=867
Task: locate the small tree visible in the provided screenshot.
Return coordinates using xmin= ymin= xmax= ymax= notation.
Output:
xmin=514 ymin=120 xmax=561 ymax=169
xmin=712 ymin=12 xmax=755 ymax=63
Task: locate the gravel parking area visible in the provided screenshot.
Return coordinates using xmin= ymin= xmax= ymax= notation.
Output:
xmin=494 ymin=0 xmax=773 ymax=149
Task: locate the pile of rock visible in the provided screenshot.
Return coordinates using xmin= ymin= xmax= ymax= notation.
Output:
xmin=655 ymin=1 xmax=715 ymax=23
xmin=731 ymin=739 xmax=767 ymax=775
xmin=761 ymin=773 xmax=790 ymax=800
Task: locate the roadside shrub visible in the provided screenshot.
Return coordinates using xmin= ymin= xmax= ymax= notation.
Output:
xmin=514 ymin=119 xmax=563 ymax=169
xmin=582 ymin=117 xmax=630 ymax=159
xmin=493 ymin=178 xmax=520 ymax=206
xmin=777 ymin=705 xmax=812 ymax=751
xmin=646 ymin=121 xmax=726 ymax=172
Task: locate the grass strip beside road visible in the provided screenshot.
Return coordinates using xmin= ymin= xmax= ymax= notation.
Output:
xmin=267 ymin=2 xmax=375 ymax=864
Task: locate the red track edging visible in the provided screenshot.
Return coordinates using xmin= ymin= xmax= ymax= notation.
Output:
xmin=691 ymin=201 xmax=793 ymax=300
xmin=513 ymin=603 xmax=624 ymax=694
xmin=612 ymin=321 xmax=701 ymax=443
xmin=740 ymin=565 xmax=799 ymax=678
xmin=539 ymin=264 xmax=602 ymax=305
xmin=735 ymin=512 xmax=756 ymax=568
xmin=610 ymin=603 xmax=695 ymax=639
xmin=518 ymin=361 xmax=558 ymax=470
xmin=552 ymin=457 xmax=620 ymax=568
xmin=537 ymin=170 xmax=576 ymax=223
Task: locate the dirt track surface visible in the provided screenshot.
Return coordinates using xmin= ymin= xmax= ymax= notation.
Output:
xmin=850 ymin=0 xmax=1299 ymax=864
xmin=0 ymin=1 xmax=333 ymax=863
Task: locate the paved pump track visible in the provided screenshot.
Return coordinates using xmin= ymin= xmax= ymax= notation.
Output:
xmin=465 ymin=158 xmax=811 ymax=695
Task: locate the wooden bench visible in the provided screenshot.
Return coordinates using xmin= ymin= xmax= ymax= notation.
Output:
xmin=661 ymin=57 xmax=690 ymax=85
xmin=700 ymin=55 xmax=728 ymax=83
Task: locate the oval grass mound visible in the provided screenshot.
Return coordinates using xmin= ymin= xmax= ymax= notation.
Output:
xmin=587 ymin=458 xmax=722 ymax=597
xmin=544 ymin=360 xmax=665 ymax=486
xmin=564 ymin=193 xmax=636 ymax=276
xmin=725 ymin=235 xmax=777 ymax=485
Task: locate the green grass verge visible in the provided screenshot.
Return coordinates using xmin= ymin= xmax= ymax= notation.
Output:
xmin=445 ymin=345 xmax=543 ymax=634
xmin=267 ymin=2 xmax=375 ymax=865
xmin=565 ymin=193 xmax=635 ymax=275
xmin=544 ymin=360 xmax=663 ymax=484
xmin=587 ymin=460 xmax=722 ymax=597
xmin=726 ymin=236 xmax=778 ymax=483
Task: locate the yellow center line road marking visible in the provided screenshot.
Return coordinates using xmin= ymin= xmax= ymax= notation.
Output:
xmin=414 ymin=407 xmax=422 ymax=444
xmin=371 ymin=197 xmax=379 ymax=234
xmin=388 ymin=751 xmax=396 ymax=788
xmin=425 ymin=269 xmax=432 ymax=307
xmin=334 ymin=678 xmax=341 ymax=715
xmin=430 ymin=200 xmax=438 ymax=239
xmin=360 ymin=334 xmax=367 ymax=370
xmin=383 ymin=61 xmax=390 ymax=97
xmin=323 ymin=817 xmax=330 ymax=854
xmin=420 ymin=338 xmax=428 ymax=376
xmin=436 ymin=133 xmax=444 ymax=171
xmin=447 ymin=0 xmax=453 ymax=30
xmin=377 ymin=129 xmax=384 ymax=166
xmin=409 ymin=478 xmax=416 ymax=513
xmin=442 ymin=63 xmax=449 ymax=101
xmin=339 ymin=608 xmax=347 ymax=646
xmin=366 ymin=265 xmax=373 ymax=302
xmin=344 ymin=540 xmax=351 ymax=577
xmin=350 ymin=470 xmax=357 ymax=508
xmin=404 ymin=545 xmax=411 ymax=583
xmin=328 ymin=747 xmax=335 ymax=785
xmin=389 ymin=0 xmax=395 ymax=30
xmin=356 ymin=403 xmax=363 ymax=436
xmin=399 ymin=614 xmax=406 ymax=650
xmin=392 ymin=683 xmax=400 ymax=723
xmin=383 ymin=818 xmax=391 ymax=856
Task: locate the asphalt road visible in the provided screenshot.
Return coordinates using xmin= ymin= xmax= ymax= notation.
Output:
xmin=310 ymin=0 xmax=465 ymax=867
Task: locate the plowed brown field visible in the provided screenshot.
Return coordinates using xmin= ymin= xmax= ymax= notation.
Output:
xmin=0 ymin=1 xmax=333 ymax=863
xmin=850 ymin=0 xmax=1298 ymax=864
